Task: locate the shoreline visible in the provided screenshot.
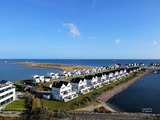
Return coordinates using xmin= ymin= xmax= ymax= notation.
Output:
xmin=99 ymin=70 xmax=149 ymax=112
xmin=76 ymin=70 xmax=149 ymax=112
xmin=99 ymin=70 xmax=149 ymax=102
xmin=17 ymin=62 xmax=94 ymax=71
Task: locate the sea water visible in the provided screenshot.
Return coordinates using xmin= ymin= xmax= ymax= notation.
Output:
xmin=108 ymin=72 xmax=160 ymax=114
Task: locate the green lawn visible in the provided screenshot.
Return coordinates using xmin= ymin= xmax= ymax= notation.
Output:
xmin=4 ymin=99 xmax=28 ymax=111
xmin=42 ymin=74 xmax=136 ymax=111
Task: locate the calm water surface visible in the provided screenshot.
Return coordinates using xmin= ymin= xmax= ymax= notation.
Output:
xmin=0 ymin=63 xmax=61 ymax=82
xmin=108 ymin=73 xmax=160 ymax=113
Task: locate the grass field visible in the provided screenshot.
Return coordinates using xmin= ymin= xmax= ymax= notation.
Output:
xmin=42 ymin=74 xmax=135 ymax=111
xmin=4 ymin=99 xmax=28 ymax=111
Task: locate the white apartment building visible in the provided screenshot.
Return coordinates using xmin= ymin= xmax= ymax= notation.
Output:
xmin=0 ymin=80 xmax=16 ymax=109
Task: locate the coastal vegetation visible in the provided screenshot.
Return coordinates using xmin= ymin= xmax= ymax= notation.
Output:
xmin=94 ymin=106 xmax=110 ymax=113
xmin=18 ymin=62 xmax=93 ymax=71
xmin=29 ymin=107 xmax=53 ymax=120
xmin=0 ymin=117 xmax=26 ymax=120
xmin=14 ymin=81 xmax=24 ymax=91
xmin=29 ymin=107 xmax=69 ymax=120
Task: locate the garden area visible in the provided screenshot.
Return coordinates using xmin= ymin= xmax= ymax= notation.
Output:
xmin=4 ymin=99 xmax=28 ymax=111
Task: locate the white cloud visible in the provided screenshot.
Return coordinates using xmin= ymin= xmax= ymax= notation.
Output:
xmin=63 ymin=23 xmax=81 ymax=38
xmin=153 ymin=41 xmax=158 ymax=45
xmin=115 ymin=39 xmax=120 ymax=44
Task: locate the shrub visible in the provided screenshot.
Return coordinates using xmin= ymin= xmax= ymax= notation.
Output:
xmin=94 ymin=106 xmax=110 ymax=113
xmin=85 ymin=97 xmax=92 ymax=101
xmin=53 ymin=110 xmax=69 ymax=119
xmin=30 ymin=107 xmax=53 ymax=120
xmin=94 ymin=108 xmax=99 ymax=112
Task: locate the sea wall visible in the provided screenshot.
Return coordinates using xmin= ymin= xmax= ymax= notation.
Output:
xmin=97 ymin=71 xmax=149 ymax=111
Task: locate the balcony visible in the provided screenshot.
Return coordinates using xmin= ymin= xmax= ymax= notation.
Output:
xmin=62 ymin=91 xmax=78 ymax=102
xmin=102 ymin=80 xmax=110 ymax=85
xmin=62 ymin=91 xmax=77 ymax=98
xmin=79 ymin=85 xmax=86 ymax=90
xmin=80 ymin=87 xmax=90 ymax=94
xmin=94 ymin=82 xmax=102 ymax=89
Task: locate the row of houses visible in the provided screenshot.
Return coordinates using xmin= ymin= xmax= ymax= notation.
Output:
xmin=32 ymin=64 xmax=123 ymax=83
xmin=125 ymin=63 xmax=145 ymax=68
xmin=149 ymin=62 xmax=160 ymax=67
xmin=33 ymin=75 xmax=51 ymax=83
xmin=33 ymin=63 xmax=146 ymax=83
xmin=48 ymin=67 xmax=141 ymax=102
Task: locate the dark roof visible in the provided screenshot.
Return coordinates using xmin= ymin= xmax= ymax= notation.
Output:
xmin=85 ymin=75 xmax=94 ymax=80
xmin=44 ymin=77 xmax=51 ymax=79
xmin=126 ymin=67 xmax=139 ymax=72
xmin=34 ymin=76 xmax=39 ymax=79
xmin=52 ymin=81 xmax=69 ymax=88
xmin=119 ymin=68 xmax=124 ymax=71
xmin=95 ymin=73 xmax=103 ymax=77
xmin=71 ymin=77 xmax=84 ymax=83
xmin=103 ymin=72 xmax=109 ymax=75
xmin=0 ymin=80 xmax=9 ymax=84
xmin=59 ymin=81 xmax=68 ymax=86
xmin=110 ymin=70 xmax=116 ymax=73
xmin=118 ymin=68 xmax=124 ymax=72
xmin=116 ymin=64 xmax=122 ymax=66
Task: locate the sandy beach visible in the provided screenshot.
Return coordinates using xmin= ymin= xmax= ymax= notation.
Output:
xmin=76 ymin=70 xmax=149 ymax=112
xmin=17 ymin=62 xmax=93 ymax=71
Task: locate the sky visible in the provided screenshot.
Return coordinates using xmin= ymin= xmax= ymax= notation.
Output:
xmin=0 ymin=0 xmax=160 ymax=59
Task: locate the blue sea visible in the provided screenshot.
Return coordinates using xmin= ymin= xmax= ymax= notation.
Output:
xmin=0 ymin=59 xmax=160 ymax=82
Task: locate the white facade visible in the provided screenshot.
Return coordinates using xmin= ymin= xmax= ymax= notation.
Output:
xmin=33 ymin=75 xmax=51 ymax=83
xmin=108 ymin=72 xmax=115 ymax=82
xmin=101 ymin=74 xmax=110 ymax=84
xmin=0 ymin=80 xmax=16 ymax=109
xmin=50 ymin=73 xmax=56 ymax=79
xmin=71 ymin=79 xmax=89 ymax=94
xmin=85 ymin=76 xmax=101 ymax=89
xmin=51 ymin=82 xmax=78 ymax=102
xmin=33 ymin=75 xmax=40 ymax=83
xmin=119 ymin=70 xmax=124 ymax=78
xmin=114 ymin=71 xmax=119 ymax=80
